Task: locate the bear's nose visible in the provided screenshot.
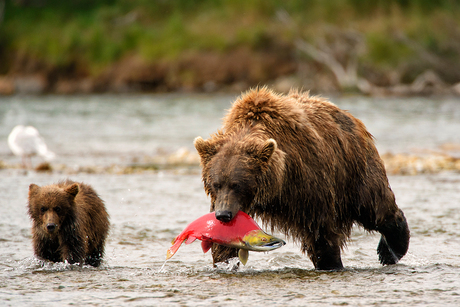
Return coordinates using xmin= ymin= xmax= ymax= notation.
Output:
xmin=47 ymin=223 xmax=56 ymax=232
xmin=215 ymin=210 xmax=233 ymax=222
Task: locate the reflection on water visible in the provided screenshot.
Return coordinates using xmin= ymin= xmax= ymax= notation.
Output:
xmin=0 ymin=94 xmax=460 ymax=306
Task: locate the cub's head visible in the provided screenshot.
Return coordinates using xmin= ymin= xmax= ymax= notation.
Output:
xmin=194 ymin=135 xmax=283 ymax=222
xmin=27 ymin=183 xmax=80 ymax=236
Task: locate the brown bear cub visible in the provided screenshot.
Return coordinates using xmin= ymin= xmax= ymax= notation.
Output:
xmin=27 ymin=179 xmax=109 ymax=267
xmin=194 ymin=87 xmax=410 ymax=270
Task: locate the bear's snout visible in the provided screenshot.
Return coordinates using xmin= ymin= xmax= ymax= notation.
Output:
xmin=43 ymin=211 xmax=59 ymax=234
xmin=215 ymin=210 xmax=233 ymax=222
xmin=46 ymin=223 xmax=57 ymax=233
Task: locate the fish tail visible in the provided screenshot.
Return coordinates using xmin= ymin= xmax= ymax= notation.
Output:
xmin=166 ymin=239 xmax=185 ymax=260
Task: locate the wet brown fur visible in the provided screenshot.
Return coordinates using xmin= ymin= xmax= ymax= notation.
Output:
xmin=194 ymin=87 xmax=409 ymax=270
xmin=27 ymin=179 xmax=109 ymax=267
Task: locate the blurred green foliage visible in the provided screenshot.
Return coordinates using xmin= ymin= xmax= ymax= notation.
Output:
xmin=1 ymin=0 xmax=459 ymax=76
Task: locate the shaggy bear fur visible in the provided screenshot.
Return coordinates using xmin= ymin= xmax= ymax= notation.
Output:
xmin=27 ymin=179 xmax=109 ymax=267
xmin=194 ymin=87 xmax=410 ymax=270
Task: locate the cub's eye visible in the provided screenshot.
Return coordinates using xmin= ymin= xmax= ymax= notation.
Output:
xmin=40 ymin=207 xmax=47 ymax=213
xmin=54 ymin=207 xmax=61 ymax=213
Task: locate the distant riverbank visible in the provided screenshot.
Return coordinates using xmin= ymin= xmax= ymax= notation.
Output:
xmin=1 ymin=1 xmax=460 ymax=95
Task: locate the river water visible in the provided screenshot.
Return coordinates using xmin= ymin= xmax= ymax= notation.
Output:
xmin=0 ymin=93 xmax=460 ymax=306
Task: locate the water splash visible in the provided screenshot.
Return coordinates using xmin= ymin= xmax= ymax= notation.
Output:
xmin=158 ymin=260 xmax=168 ymax=273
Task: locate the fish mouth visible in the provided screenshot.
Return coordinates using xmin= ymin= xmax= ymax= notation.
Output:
xmin=261 ymin=240 xmax=285 ymax=249
xmin=242 ymin=230 xmax=286 ymax=252
xmin=248 ymin=239 xmax=286 ymax=251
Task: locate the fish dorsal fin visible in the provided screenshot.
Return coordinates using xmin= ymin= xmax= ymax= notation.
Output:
xmin=201 ymin=240 xmax=213 ymax=253
xmin=238 ymin=249 xmax=249 ymax=265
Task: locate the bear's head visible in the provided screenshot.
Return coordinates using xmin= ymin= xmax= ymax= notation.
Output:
xmin=194 ymin=134 xmax=284 ymax=222
xmin=28 ymin=183 xmax=80 ymax=236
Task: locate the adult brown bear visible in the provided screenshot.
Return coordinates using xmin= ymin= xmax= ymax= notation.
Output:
xmin=194 ymin=87 xmax=409 ymax=270
xmin=27 ymin=180 xmax=109 ymax=267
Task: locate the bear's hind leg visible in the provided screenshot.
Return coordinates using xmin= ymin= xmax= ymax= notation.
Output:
xmin=376 ymin=209 xmax=410 ymax=265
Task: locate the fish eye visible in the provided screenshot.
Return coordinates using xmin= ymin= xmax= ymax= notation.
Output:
xmin=261 ymin=237 xmax=267 ymax=242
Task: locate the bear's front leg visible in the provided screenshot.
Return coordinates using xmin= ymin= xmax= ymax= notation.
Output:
xmin=85 ymin=245 xmax=104 ymax=267
xmin=35 ymin=237 xmax=61 ymax=263
xmin=59 ymin=244 xmax=84 ymax=265
xmin=307 ymin=235 xmax=344 ymax=271
xmin=211 ymin=243 xmax=239 ymax=266
xmin=59 ymin=232 xmax=86 ymax=265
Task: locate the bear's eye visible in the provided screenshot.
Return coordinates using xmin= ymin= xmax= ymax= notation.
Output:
xmin=40 ymin=207 xmax=47 ymax=213
xmin=212 ymin=183 xmax=221 ymax=190
xmin=229 ymin=183 xmax=240 ymax=191
xmin=54 ymin=207 xmax=61 ymax=213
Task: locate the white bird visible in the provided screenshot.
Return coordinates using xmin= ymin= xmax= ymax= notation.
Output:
xmin=7 ymin=125 xmax=56 ymax=169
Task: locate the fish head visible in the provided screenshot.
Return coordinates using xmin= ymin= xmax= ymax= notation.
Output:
xmin=241 ymin=229 xmax=286 ymax=251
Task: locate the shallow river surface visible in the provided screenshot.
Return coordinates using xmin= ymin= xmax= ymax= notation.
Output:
xmin=0 ymin=94 xmax=460 ymax=306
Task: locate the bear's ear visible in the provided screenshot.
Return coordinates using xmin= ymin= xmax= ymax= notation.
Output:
xmin=65 ymin=183 xmax=79 ymax=197
xmin=28 ymin=183 xmax=40 ymax=198
xmin=257 ymin=139 xmax=277 ymax=163
xmin=194 ymin=136 xmax=219 ymax=162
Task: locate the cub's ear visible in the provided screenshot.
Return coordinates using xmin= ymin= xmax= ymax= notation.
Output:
xmin=28 ymin=183 xmax=40 ymax=198
xmin=65 ymin=183 xmax=79 ymax=197
xmin=194 ymin=136 xmax=219 ymax=163
xmin=257 ymin=139 xmax=277 ymax=163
